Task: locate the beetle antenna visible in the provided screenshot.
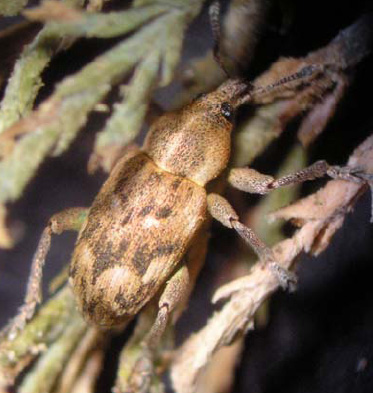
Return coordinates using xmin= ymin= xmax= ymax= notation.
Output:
xmin=209 ymin=0 xmax=230 ymax=77
xmin=258 ymin=64 xmax=323 ymax=94
xmin=238 ymin=64 xmax=324 ymax=105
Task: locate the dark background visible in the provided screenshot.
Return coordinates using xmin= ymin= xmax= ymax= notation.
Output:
xmin=1 ymin=1 xmax=373 ymax=392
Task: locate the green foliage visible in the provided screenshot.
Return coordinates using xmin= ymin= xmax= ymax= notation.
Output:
xmin=0 ymin=287 xmax=78 ymax=385
xmin=0 ymin=0 xmax=204 ymax=208
xmin=0 ymin=0 xmax=85 ymax=133
xmin=0 ymin=0 xmax=28 ymax=16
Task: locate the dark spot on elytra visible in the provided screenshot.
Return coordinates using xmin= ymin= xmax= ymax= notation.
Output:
xmin=171 ymin=179 xmax=182 ymax=190
xmin=91 ymin=240 xmax=115 ymax=285
xmin=118 ymin=238 xmax=129 ymax=254
xmin=148 ymin=172 xmax=162 ymax=184
xmin=113 ymin=175 xmax=129 ymax=195
xmin=132 ymin=242 xmax=180 ymax=276
xmin=80 ymin=276 xmax=87 ymax=291
xmin=114 ymin=286 xmax=143 ymax=311
xmin=79 ymin=219 xmax=97 ymax=241
xmin=132 ymin=244 xmax=153 ymax=276
xmin=116 ymin=193 xmax=128 ymax=206
xmin=86 ymin=299 xmax=98 ymax=316
xmin=114 ymin=291 xmax=130 ymax=310
xmin=140 ymin=205 xmax=154 ymax=216
xmin=91 ymin=236 xmax=129 ymax=285
xmin=69 ymin=262 xmax=78 ymax=279
xmin=156 ymin=206 xmax=172 ymax=219
xmin=155 ymin=243 xmax=177 ymax=257
xmin=121 ymin=208 xmax=133 ymax=225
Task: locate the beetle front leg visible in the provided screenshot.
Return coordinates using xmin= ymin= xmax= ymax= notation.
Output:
xmin=1 ymin=207 xmax=88 ymax=340
xmin=207 ymin=193 xmax=297 ymax=290
xmin=228 ymin=160 xmax=368 ymax=194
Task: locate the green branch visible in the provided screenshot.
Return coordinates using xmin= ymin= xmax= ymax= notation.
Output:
xmin=0 ymin=286 xmax=76 ymax=385
xmin=0 ymin=0 xmax=85 ymax=134
xmin=0 ymin=0 xmax=28 ymax=16
xmin=0 ymin=0 xmax=204 ymax=205
xmin=19 ymin=317 xmax=87 ymax=393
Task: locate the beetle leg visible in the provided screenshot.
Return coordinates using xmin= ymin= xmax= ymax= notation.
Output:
xmin=117 ymin=263 xmax=191 ymax=393
xmin=150 ymin=263 xmax=191 ymax=350
xmin=228 ymin=160 xmax=369 ymax=194
xmin=207 ymin=193 xmax=297 ymax=290
xmin=1 ymin=207 xmax=88 ymax=340
xmin=116 ymin=228 xmax=209 ymax=393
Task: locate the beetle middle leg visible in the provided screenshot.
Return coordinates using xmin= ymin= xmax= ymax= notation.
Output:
xmin=207 ymin=193 xmax=297 ymax=290
xmin=1 ymin=207 xmax=88 ymax=340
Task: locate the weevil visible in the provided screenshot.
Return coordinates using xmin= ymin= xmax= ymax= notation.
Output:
xmin=2 ymin=66 xmax=371 ymax=391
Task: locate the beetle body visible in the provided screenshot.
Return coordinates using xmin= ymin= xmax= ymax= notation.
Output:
xmin=69 ymin=82 xmax=239 ymax=328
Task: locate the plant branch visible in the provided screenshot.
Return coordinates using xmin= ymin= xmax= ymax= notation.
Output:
xmin=0 ymin=286 xmax=77 ymax=387
xmin=0 ymin=0 xmax=28 ymax=16
xmin=171 ymin=134 xmax=373 ymax=393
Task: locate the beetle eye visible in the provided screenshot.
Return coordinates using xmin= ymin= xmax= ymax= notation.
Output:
xmin=220 ymin=102 xmax=233 ymax=120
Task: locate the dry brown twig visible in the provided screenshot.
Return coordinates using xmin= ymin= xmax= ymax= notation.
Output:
xmin=171 ymin=134 xmax=373 ymax=393
xmin=55 ymin=327 xmax=105 ymax=393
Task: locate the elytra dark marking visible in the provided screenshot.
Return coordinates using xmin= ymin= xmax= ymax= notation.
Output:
xmin=91 ymin=237 xmax=129 ymax=285
xmin=118 ymin=238 xmax=129 ymax=254
xmin=86 ymin=299 xmax=98 ymax=316
xmin=148 ymin=172 xmax=162 ymax=184
xmin=154 ymin=243 xmax=176 ymax=257
xmin=114 ymin=290 xmax=130 ymax=310
xmin=132 ymin=242 xmax=178 ymax=276
xmin=79 ymin=219 xmax=98 ymax=241
xmin=113 ymin=175 xmax=129 ymax=195
xmin=91 ymin=240 xmax=115 ymax=285
xmin=121 ymin=208 xmax=133 ymax=225
xmin=140 ymin=205 xmax=154 ymax=217
xmin=69 ymin=262 xmax=78 ymax=279
xmin=80 ymin=276 xmax=87 ymax=294
xmin=114 ymin=286 xmax=143 ymax=311
xmin=156 ymin=206 xmax=172 ymax=219
xmin=117 ymin=193 xmax=129 ymax=205
xmin=171 ymin=179 xmax=182 ymax=190
xmin=132 ymin=244 xmax=153 ymax=276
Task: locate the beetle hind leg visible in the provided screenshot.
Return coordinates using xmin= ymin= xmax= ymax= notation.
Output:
xmin=116 ymin=263 xmax=191 ymax=393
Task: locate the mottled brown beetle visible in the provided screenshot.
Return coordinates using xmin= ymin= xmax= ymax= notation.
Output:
xmin=2 ymin=66 xmax=370 ymax=391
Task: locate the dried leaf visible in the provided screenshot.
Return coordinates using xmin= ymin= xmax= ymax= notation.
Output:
xmin=233 ymin=15 xmax=373 ymax=167
xmin=55 ymin=328 xmax=105 ymax=393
